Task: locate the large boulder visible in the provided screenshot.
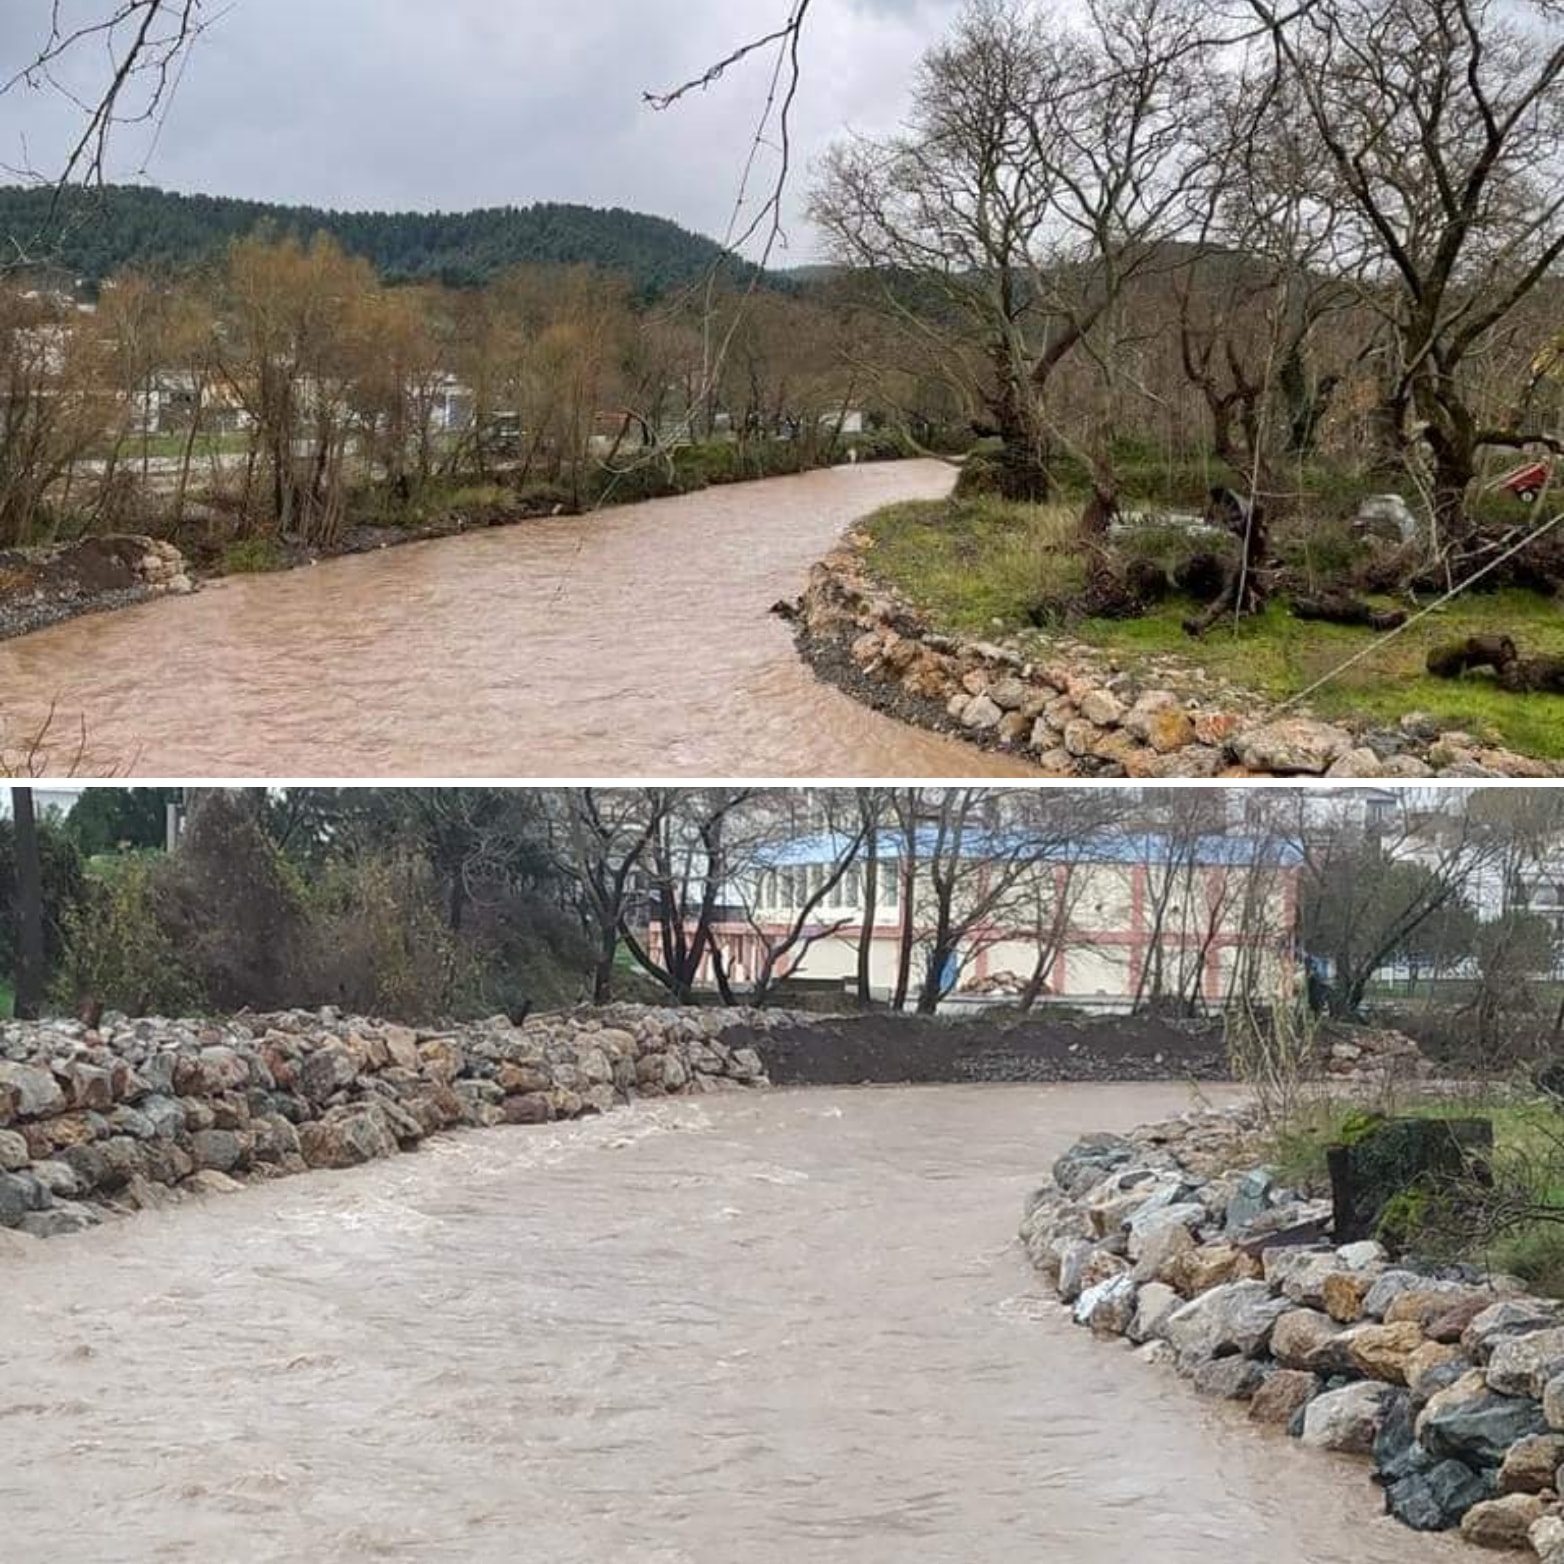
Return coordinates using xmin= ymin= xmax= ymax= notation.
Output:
xmin=1125 ymin=1201 xmax=1205 ymax=1262
xmin=1460 ymin=1493 xmax=1547 ymax=1551
xmin=1419 ymin=1372 xmax=1549 ymax=1468
xmin=1464 ymin=1299 xmax=1564 ymax=1362
xmin=1498 ymin=1432 xmax=1564 ymax=1494
xmin=1163 ymin=1280 xmax=1290 ymax=1363
xmin=0 ymin=1063 xmax=64 ymax=1121
xmin=1271 ymin=1308 xmax=1345 ymax=1370
xmin=1384 ymin=1458 xmax=1492 ymax=1533
xmin=1053 ymin=1133 xmax=1137 ymax=1197
xmin=1300 ymin=1381 xmax=1396 ymax=1454
xmin=1233 ymin=718 xmax=1353 ymax=775
xmin=1486 ymin=1325 xmax=1564 ymax=1398
xmin=1075 ymin=1273 xmax=1138 ymax=1336
xmin=1534 ymin=1513 xmax=1564 ymax=1564
xmin=1127 ymin=1281 xmax=1180 ymax=1346
xmin=0 ymin=1170 xmax=51 ymax=1228
xmin=1348 ymin=1321 xmax=1427 ymax=1385
xmin=297 ymin=1107 xmax=400 ymax=1170
xmin=1192 ymin=1357 xmax=1266 ymax=1401
xmin=1249 ymin=1368 xmax=1319 ymax=1426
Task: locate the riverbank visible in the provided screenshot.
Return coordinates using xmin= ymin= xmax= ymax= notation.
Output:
xmin=1024 ymin=1106 xmax=1564 ymax=1552
xmin=0 ymin=1004 xmax=780 ymax=1241
xmin=790 ymin=530 xmax=1560 ymax=778
xmin=0 ymin=534 xmax=194 ymax=643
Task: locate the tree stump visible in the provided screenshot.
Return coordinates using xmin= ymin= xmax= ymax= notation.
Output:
xmin=1327 ymin=1116 xmax=1493 ymax=1248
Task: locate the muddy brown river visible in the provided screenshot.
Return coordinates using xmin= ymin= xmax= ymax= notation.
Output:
xmin=0 ymin=463 xmax=1029 ymax=778
xmin=3 ymin=1085 xmax=1459 ymax=1564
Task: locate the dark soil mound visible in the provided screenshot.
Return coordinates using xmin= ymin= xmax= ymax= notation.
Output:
xmin=727 ymin=1012 xmax=1230 ymax=1086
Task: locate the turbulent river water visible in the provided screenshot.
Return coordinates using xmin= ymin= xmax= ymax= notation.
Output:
xmin=0 ymin=463 xmax=1029 ymax=778
xmin=4 ymin=1084 xmax=1461 ymax=1564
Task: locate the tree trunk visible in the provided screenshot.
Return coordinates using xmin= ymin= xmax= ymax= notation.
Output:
xmin=856 ymin=834 xmax=878 ymax=1009
xmin=592 ymin=925 xmax=617 ymax=1004
xmin=12 ymin=787 xmax=45 ymax=1021
xmin=892 ymin=860 xmax=916 ymax=1014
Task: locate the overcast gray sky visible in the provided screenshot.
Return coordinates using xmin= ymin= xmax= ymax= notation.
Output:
xmin=0 ymin=0 xmax=966 ymax=259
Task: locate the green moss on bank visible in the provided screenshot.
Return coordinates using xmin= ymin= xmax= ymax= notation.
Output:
xmin=859 ymin=494 xmax=1564 ymax=758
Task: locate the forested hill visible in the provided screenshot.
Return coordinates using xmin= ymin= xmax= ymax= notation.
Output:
xmin=0 ymin=185 xmax=760 ymax=294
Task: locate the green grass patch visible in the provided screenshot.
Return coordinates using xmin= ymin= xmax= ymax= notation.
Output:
xmin=107 ymin=431 xmax=252 ymax=461
xmin=862 ymin=495 xmax=1085 ymax=631
xmin=221 ymin=536 xmax=286 ymax=574
xmin=861 ymin=493 xmax=1564 ymax=758
xmin=1081 ymin=593 xmax=1564 ymax=757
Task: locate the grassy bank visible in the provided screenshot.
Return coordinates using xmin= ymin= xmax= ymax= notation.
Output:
xmin=861 ymin=493 xmax=1564 ymax=757
xmin=1263 ymin=1095 xmax=1564 ymax=1296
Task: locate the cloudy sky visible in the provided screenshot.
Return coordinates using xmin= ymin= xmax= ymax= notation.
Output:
xmin=0 ymin=0 xmax=966 ymax=259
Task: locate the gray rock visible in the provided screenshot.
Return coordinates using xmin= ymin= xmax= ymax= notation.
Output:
xmin=1192 ymin=1357 xmax=1267 ymax=1400
xmin=1534 ymin=1512 xmax=1564 ymax=1564
xmin=1385 ymin=1458 xmax=1492 ymax=1532
xmin=1486 ymin=1326 xmax=1564 ymax=1398
xmin=1125 ymin=1201 xmax=1205 ymax=1261
xmin=1052 ymin=1134 xmax=1136 ymax=1198
xmin=138 ymin=1094 xmax=187 ymax=1139
xmin=0 ymin=1128 xmax=28 ymax=1171
xmin=1074 ymin=1272 xmax=1137 ymax=1335
xmin=1363 ymin=1269 xmax=1433 ymax=1320
xmin=29 ymin=1160 xmax=81 ymax=1199
xmin=1543 ymin=1371 xmax=1564 ymax=1431
xmin=17 ymin=1201 xmax=99 ymax=1239
xmin=1164 ymin=1280 xmax=1290 ymax=1363
xmin=1224 ymin=1167 xmax=1274 ymax=1232
xmin=1463 ymin=1298 xmax=1564 ymax=1362
xmin=190 ymin=1129 xmax=244 ymax=1173
xmin=0 ymin=1063 xmax=64 ymax=1120
xmin=1421 ymin=1383 xmax=1548 ymax=1468
xmin=1301 ymin=1381 xmax=1396 ymax=1453
xmin=1336 ymin=1240 xmax=1387 ymax=1271
xmin=1127 ymin=1281 xmax=1180 ymax=1345
xmin=0 ymin=1170 xmax=51 ymax=1227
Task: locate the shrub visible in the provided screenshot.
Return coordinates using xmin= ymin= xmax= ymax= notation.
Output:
xmin=54 ymin=854 xmax=203 ymax=1017
xmin=304 ymin=849 xmax=466 ymax=1021
xmin=222 ymin=536 xmax=285 ymax=574
xmin=153 ymin=791 xmax=311 ymax=1012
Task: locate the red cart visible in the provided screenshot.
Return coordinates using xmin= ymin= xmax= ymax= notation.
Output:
xmin=1494 ymin=460 xmax=1554 ymax=504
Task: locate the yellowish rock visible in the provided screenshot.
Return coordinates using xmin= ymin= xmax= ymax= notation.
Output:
xmin=1348 ymin=1321 xmax=1426 ymax=1385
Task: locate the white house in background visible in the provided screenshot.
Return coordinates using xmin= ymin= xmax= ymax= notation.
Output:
xmin=653 ymin=828 xmax=1303 ymax=1013
xmin=427 ymin=374 xmax=475 ymax=434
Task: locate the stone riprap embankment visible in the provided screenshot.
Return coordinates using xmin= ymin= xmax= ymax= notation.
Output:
xmin=1023 ymin=1109 xmax=1564 ymax=1553
xmin=791 ymin=533 xmax=1559 ymax=779
xmin=0 ymin=534 xmax=194 ymax=642
xmin=0 ymin=1005 xmax=781 ymax=1241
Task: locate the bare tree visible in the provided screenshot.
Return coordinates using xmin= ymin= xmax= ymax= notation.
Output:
xmin=555 ymin=789 xmax=668 ymax=1004
xmin=617 ymin=788 xmax=755 ymax=1004
xmin=3 ymin=2 xmax=209 ymax=191
xmin=730 ymin=791 xmax=870 ymax=1007
xmin=904 ymin=787 xmax=1119 ymax=1014
xmin=1244 ymin=0 xmax=1564 ymax=535
xmin=812 ymin=0 xmax=1209 ymax=507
